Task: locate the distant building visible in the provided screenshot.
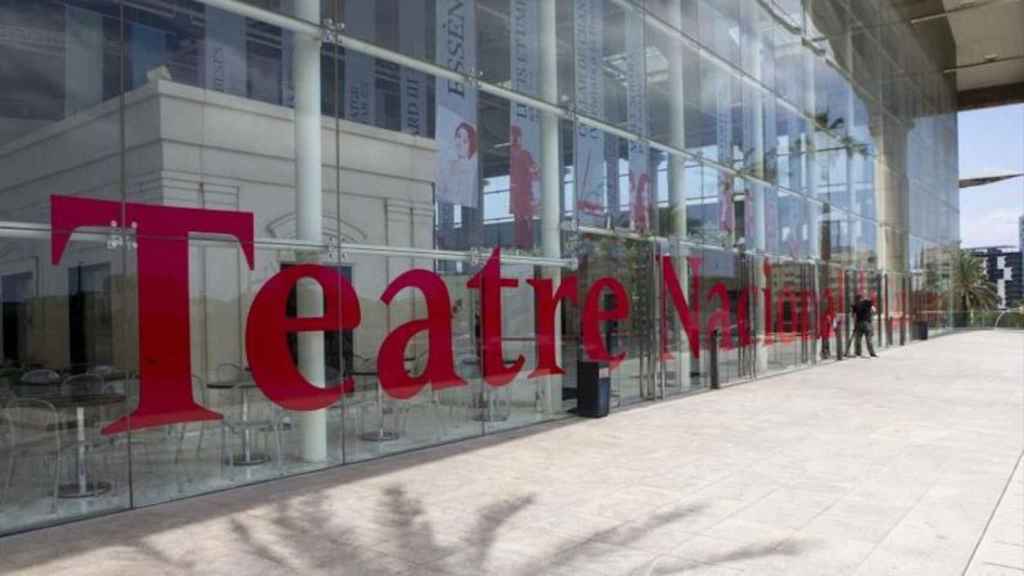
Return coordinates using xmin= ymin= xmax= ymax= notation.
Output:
xmin=969 ymin=246 xmax=1023 ymax=309
xmin=1018 ymin=215 xmax=1023 ymax=253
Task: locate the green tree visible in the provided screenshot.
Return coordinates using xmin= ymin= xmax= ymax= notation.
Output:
xmin=953 ymin=249 xmax=998 ymax=317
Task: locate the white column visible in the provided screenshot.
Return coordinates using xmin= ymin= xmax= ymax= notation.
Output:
xmin=540 ymin=0 xmax=562 ymax=412
xmin=666 ymin=2 xmax=691 ymax=389
xmin=294 ymin=0 xmax=327 ymax=462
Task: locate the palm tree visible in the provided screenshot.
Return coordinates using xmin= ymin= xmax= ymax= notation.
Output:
xmin=952 ymin=249 xmax=998 ymax=321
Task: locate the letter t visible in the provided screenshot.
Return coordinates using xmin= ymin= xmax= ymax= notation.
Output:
xmin=51 ymin=195 xmax=255 ymax=434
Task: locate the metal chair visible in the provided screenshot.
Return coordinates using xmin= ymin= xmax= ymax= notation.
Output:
xmin=397 ymin=350 xmax=450 ymax=439
xmin=62 ymin=373 xmax=136 ymax=492
xmin=332 ymin=354 xmax=378 ymax=452
xmin=0 ymin=368 xmax=20 ymax=403
xmin=19 ymin=369 xmax=60 ymax=387
xmin=215 ymin=363 xmax=284 ymax=469
xmin=61 ymin=373 xmax=104 ymax=396
xmin=175 ymin=375 xmax=211 ymax=464
xmin=87 ymin=365 xmax=116 ymax=377
xmin=1 ymin=398 xmax=62 ymax=512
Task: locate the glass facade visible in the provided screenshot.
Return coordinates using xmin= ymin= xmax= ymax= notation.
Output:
xmin=0 ymin=0 xmax=958 ymax=534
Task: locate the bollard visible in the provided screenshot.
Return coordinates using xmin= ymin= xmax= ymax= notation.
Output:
xmin=835 ymin=324 xmax=844 ymax=360
xmin=709 ymin=329 xmax=720 ymax=390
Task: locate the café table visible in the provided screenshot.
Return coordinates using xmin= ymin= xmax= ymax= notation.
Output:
xmin=207 ymin=374 xmax=269 ymax=466
xmin=14 ymin=389 xmax=126 ymax=498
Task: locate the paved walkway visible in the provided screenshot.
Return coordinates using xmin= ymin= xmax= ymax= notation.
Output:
xmin=1 ymin=331 xmax=1021 ymax=576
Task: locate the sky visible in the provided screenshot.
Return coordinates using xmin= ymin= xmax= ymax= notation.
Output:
xmin=958 ymin=103 xmax=1024 ymax=249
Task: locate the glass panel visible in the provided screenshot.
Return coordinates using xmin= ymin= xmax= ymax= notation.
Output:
xmin=574 ymin=235 xmax=658 ymax=407
xmin=645 ymin=18 xmax=701 ymax=155
xmin=571 ymin=0 xmax=645 ymax=132
xmin=699 ymin=247 xmax=756 ymax=385
xmin=658 ymin=241 xmax=703 ymax=396
xmin=699 ymin=0 xmax=740 ymax=67
xmin=0 ymin=231 xmax=131 ymax=534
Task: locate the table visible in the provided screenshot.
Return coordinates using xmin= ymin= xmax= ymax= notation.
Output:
xmin=207 ymin=377 xmax=269 ymax=466
xmin=36 ymin=392 xmax=125 ymax=498
xmin=351 ymin=370 xmax=401 ymax=442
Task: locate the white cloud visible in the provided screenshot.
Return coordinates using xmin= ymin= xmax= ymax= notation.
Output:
xmin=961 ymin=209 xmax=1021 ymax=247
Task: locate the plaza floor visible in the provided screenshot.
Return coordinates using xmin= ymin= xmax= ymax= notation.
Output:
xmin=0 ymin=330 xmax=1021 ymax=576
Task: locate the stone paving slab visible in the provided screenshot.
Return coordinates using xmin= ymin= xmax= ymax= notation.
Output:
xmin=965 ymin=452 xmax=1024 ymax=576
xmin=0 ymin=331 xmax=1021 ymax=576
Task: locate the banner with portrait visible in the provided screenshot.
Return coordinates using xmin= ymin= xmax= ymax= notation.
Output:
xmin=436 ymin=0 xmax=479 ymax=208
xmin=625 ymin=6 xmax=649 ymax=233
xmin=510 ymin=0 xmax=542 ymax=247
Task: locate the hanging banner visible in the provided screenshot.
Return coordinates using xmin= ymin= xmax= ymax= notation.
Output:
xmin=435 ymin=0 xmax=479 ymax=207
xmin=205 ymin=6 xmax=247 ymax=97
xmin=509 ymin=0 xmax=541 ymax=248
xmin=65 ymin=5 xmax=104 ymax=115
xmin=625 ymin=7 xmax=649 ymax=233
xmin=345 ymin=1 xmax=376 ymax=125
xmin=716 ymin=75 xmax=735 ymax=235
xmin=400 ymin=1 xmax=429 ymax=136
xmin=573 ymin=0 xmax=606 ymax=222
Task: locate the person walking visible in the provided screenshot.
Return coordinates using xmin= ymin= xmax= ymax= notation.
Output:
xmin=846 ymin=294 xmax=878 ymax=358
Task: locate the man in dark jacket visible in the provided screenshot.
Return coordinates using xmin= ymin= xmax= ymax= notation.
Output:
xmin=846 ymin=294 xmax=877 ymax=357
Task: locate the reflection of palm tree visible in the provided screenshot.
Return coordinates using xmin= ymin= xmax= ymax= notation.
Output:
xmin=953 ymin=249 xmax=998 ymax=314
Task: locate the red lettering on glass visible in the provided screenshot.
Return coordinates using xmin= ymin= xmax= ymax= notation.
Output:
xmin=582 ymin=277 xmax=630 ymax=369
xmin=706 ymin=282 xmax=733 ymax=351
xmin=467 ymin=249 xmax=525 ymax=387
xmin=246 ymin=265 xmax=358 ymax=411
xmin=661 ymin=256 xmax=702 ymax=359
xmin=51 ymin=196 xmax=255 ymax=435
xmin=527 ymin=274 xmax=578 ymax=378
xmin=377 ymin=269 xmax=464 ymax=400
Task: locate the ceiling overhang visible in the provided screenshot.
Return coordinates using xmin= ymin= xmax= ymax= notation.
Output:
xmin=905 ymin=0 xmax=1024 ymax=110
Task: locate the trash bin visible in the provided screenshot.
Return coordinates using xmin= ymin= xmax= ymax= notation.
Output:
xmin=915 ymin=320 xmax=929 ymax=341
xmin=577 ymin=361 xmax=610 ymax=418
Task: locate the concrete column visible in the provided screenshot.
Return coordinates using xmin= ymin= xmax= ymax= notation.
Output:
xmin=294 ymin=0 xmax=327 ymax=462
xmin=666 ymin=2 xmax=691 ymax=389
xmin=539 ymin=0 xmax=562 ymax=412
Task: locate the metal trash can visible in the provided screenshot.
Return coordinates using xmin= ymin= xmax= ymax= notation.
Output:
xmin=577 ymin=361 xmax=610 ymax=418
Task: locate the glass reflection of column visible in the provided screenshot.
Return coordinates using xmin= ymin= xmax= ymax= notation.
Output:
xmin=666 ymin=1 xmax=690 ymax=390
xmin=804 ymin=38 xmax=820 ymax=364
xmin=294 ymin=0 xmax=327 ymax=462
xmin=539 ymin=0 xmax=562 ymax=412
xmin=745 ymin=11 xmax=769 ymax=375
